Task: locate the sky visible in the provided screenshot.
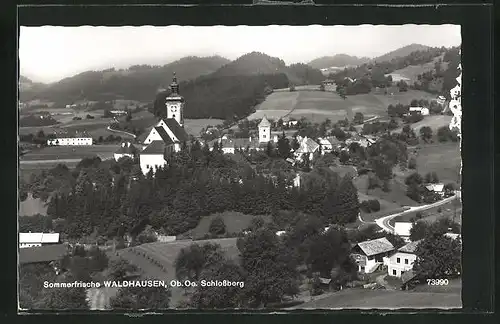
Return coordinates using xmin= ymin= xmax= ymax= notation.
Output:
xmin=19 ymin=25 xmax=461 ymax=84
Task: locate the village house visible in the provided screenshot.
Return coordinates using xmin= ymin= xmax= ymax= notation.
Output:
xmin=114 ymin=142 xmax=138 ymax=161
xmin=425 ymin=183 xmax=445 ymax=197
xmin=394 ymin=222 xmax=413 ymax=243
xmin=19 ymin=232 xmax=60 ymax=248
xmin=19 ymin=243 xmax=68 ymax=275
xmin=321 ymin=79 xmax=335 ymax=86
xmin=138 ymin=73 xmax=189 ymax=176
xmin=436 ymin=95 xmax=446 ymax=106
xmin=407 ymin=106 xmax=430 ymax=116
xmin=351 ymin=237 xmax=395 ymax=274
xmin=345 ymin=134 xmax=370 ymax=148
xmin=387 ymin=240 xmax=421 ymax=278
xmin=46 ymin=130 xmax=93 ymax=146
xmin=294 ymin=136 xmax=320 ymax=162
xmin=317 ymin=136 xmax=342 ymax=154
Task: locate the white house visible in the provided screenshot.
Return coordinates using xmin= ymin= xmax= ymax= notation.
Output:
xmin=139 ymin=73 xmax=189 ymax=176
xmin=425 ymin=183 xmax=445 ymax=197
xmin=19 ymin=232 xmax=60 ymax=249
xmin=387 ymin=240 xmax=421 ymax=278
xmin=351 ymin=237 xmax=395 ymax=274
xmin=317 ymin=136 xmax=342 ymax=153
xmin=258 ymin=116 xmax=271 ymax=143
xmin=47 ymin=130 xmax=93 ymax=146
xmin=408 ymin=106 xmax=430 ymax=116
xmin=345 ymin=134 xmax=370 ymax=148
xmin=436 ymin=95 xmax=446 ymax=106
xmin=394 ymin=222 xmax=413 ymax=243
xmin=114 ymin=142 xmax=138 ymax=161
xmin=294 ymin=136 xmax=320 ymax=161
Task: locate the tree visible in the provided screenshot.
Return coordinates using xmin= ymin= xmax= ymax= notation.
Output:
xmin=238 ymin=228 xmax=299 ymax=307
xmin=110 ymin=282 xmax=171 ymax=310
xmin=175 ymin=243 xmax=225 ymax=282
xmin=126 ymin=109 xmax=132 ymax=122
xmin=353 ymin=112 xmax=364 ymax=125
xmin=408 ymin=157 xmax=417 ymax=169
xmin=319 ymin=83 xmax=325 ymax=91
xmin=187 ymin=260 xmax=245 ymax=309
xmin=419 ymin=126 xmax=433 ymax=143
xmin=108 ymin=258 xmax=138 ymax=281
xmin=397 ymin=80 xmax=408 ymax=92
xmin=291 ymin=137 xmax=300 ymax=151
xmin=209 ymin=216 xmax=227 ymax=236
xmin=322 ymin=175 xmax=359 ymax=224
xmin=413 ymin=235 xmax=461 ymax=282
xmin=277 ymin=132 xmax=291 ymax=159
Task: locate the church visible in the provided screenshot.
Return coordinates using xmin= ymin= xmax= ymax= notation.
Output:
xmin=139 ymin=73 xmax=189 ymax=175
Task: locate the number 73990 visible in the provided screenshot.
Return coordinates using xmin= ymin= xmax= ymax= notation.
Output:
xmin=427 ymin=279 xmax=449 ymax=285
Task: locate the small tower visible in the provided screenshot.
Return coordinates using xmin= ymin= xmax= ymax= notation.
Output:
xmin=258 ymin=115 xmax=271 ymax=143
xmin=165 ymin=72 xmax=185 ymax=127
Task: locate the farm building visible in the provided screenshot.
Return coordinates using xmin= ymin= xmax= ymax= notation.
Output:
xmin=317 ymin=136 xmax=342 ymax=153
xmin=46 ymin=130 xmax=93 ymax=146
xmin=386 ymin=240 xmax=421 ymax=278
xmin=425 ymin=183 xmax=445 ymax=197
xmin=139 ymin=73 xmax=189 ymax=176
xmin=408 ymin=106 xmax=430 ymax=116
xmin=394 ymin=222 xmax=413 ymax=243
xmin=294 ymin=136 xmax=320 ymax=162
xmin=19 ymin=243 xmax=68 ymax=275
xmin=114 ymin=142 xmax=138 ymax=161
xmin=351 ymin=237 xmax=395 ymax=274
xmin=436 ymin=95 xmax=446 ymax=106
xmin=19 ymin=232 xmax=60 ymax=249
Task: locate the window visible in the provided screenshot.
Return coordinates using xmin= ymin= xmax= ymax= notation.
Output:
xmin=393 ymin=269 xmax=397 ymax=276
xmin=405 ymin=259 xmax=409 ymax=264
xmin=263 ymin=135 xmax=266 ymax=138
xmin=361 ymin=266 xmax=365 ymax=272
xmin=397 ymin=257 xmax=400 ymax=263
xmin=146 ymin=164 xmax=150 ymax=169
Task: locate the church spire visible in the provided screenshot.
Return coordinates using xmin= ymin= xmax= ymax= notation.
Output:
xmin=170 ymin=72 xmax=179 ymax=94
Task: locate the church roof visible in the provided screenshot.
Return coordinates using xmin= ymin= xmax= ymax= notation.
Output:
xmin=258 ymin=116 xmax=271 ymax=127
xmin=154 ymin=126 xmax=175 ymax=145
xmin=163 ymin=118 xmax=189 ymax=143
xmin=141 ymin=140 xmax=167 ymax=155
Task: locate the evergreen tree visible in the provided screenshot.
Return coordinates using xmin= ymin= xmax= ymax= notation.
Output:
xmin=277 ymin=132 xmax=291 ymax=158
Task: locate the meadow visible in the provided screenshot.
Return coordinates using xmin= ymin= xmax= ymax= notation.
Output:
xmin=19 ymin=194 xmax=48 ymax=217
xmin=386 ymin=54 xmax=448 ymax=85
xmin=389 ymin=197 xmax=462 ymax=227
xmin=20 ymin=144 xmax=119 ymax=161
xmin=412 ymin=143 xmax=461 ymax=185
xmin=184 ymin=211 xmax=272 ymax=239
xmin=249 ymin=89 xmax=438 ymax=124
xmin=117 ymin=237 xmax=239 ymax=306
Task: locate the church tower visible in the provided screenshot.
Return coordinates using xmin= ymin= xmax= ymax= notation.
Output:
xmin=165 ymin=72 xmax=185 ymax=127
xmin=258 ymin=115 xmax=271 ymax=143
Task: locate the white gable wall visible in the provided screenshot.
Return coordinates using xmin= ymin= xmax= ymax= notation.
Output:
xmin=387 ymin=252 xmax=417 ymax=277
xmin=143 ymin=128 xmax=163 ymax=145
xmin=140 ymin=154 xmax=167 ymax=175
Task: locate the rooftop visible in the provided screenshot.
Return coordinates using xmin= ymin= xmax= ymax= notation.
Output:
xmin=398 ymin=240 xmax=422 ymax=254
xmin=115 ymin=142 xmax=138 ymax=155
xmin=19 ymin=244 xmax=68 ymax=264
xmin=258 ymin=116 xmax=271 ymax=127
xmin=296 ymin=137 xmax=320 ymax=154
xmin=19 ymin=232 xmax=60 ymax=244
xmin=356 ymin=237 xmax=395 ymax=256
xmin=163 ymin=118 xmax=189 ymax=143
xmin=140 ymin=140 xmax=167 ymax=155
xmin=154 ymin=126 xmax=175 ymax=145
xmin=394 ymin=222 xmax=413 ymax=237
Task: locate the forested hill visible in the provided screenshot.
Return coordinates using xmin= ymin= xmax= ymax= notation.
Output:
xmin=308 ymin=54 xmax=370 ymax=70
xmin=153 ymin=73 xmax=289 ymax=120
xmin=211 ymin=52 xmax=324 ymax=85
xmin=371 ymin=44 xmax=431 ymax=63
xmin=19 ymin=56 xmax=231 ymax=104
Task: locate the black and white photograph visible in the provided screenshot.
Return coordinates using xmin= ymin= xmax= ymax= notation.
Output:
xmin=18 ymin=23 xmax=463 ymax=311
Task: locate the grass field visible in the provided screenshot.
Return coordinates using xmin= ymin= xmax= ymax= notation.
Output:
xmin=386 ymin=55 xmax=448 ymax=85
xmin=354 ymin=175 xmax=419 ymax=208
xmin=293 ymin=287 xmax=461 ymax=309
xmin=250 ymin=89 xmax=438 ymax=124
xmin=117 ymin=238 xmax=239 ymax=306
xmin=389 ymin=197 xmax=462 ymax=226
xmin=186 ymin=211 xmax=272 ymax=239
xmin=20 ymin=144 xmax=119 ymax=161
xmin=413 ymin=143 xmax=461 ymax=185
xmin=392 ymin=115 xmax=452 ymax=134
xmin=357 ymin=191 xmax=409 ymax=223
xmin=19 ymin=195 xmax=48 ymax=216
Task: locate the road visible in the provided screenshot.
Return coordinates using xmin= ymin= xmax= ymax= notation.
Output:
xmin=374 ymin=194 xmax=459 ymax=232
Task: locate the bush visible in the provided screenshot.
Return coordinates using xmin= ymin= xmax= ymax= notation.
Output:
xmin=408 ymin=157 xmax=417 ymax=169
xmin=360 ymin=199 xmax=381 ymax=213
xmin=209 ymin=216 xmax=226 ymax=236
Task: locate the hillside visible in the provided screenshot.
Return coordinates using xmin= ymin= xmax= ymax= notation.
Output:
xmin=372 ymin=44 xmax=430 ymax=63
xmin=19 ymin=56 xmax=231 ymax=104
xmin=211 ymin=52 xmax=324 ymax=85
xmin=308 ymin=54 xmax=370 ymax=70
